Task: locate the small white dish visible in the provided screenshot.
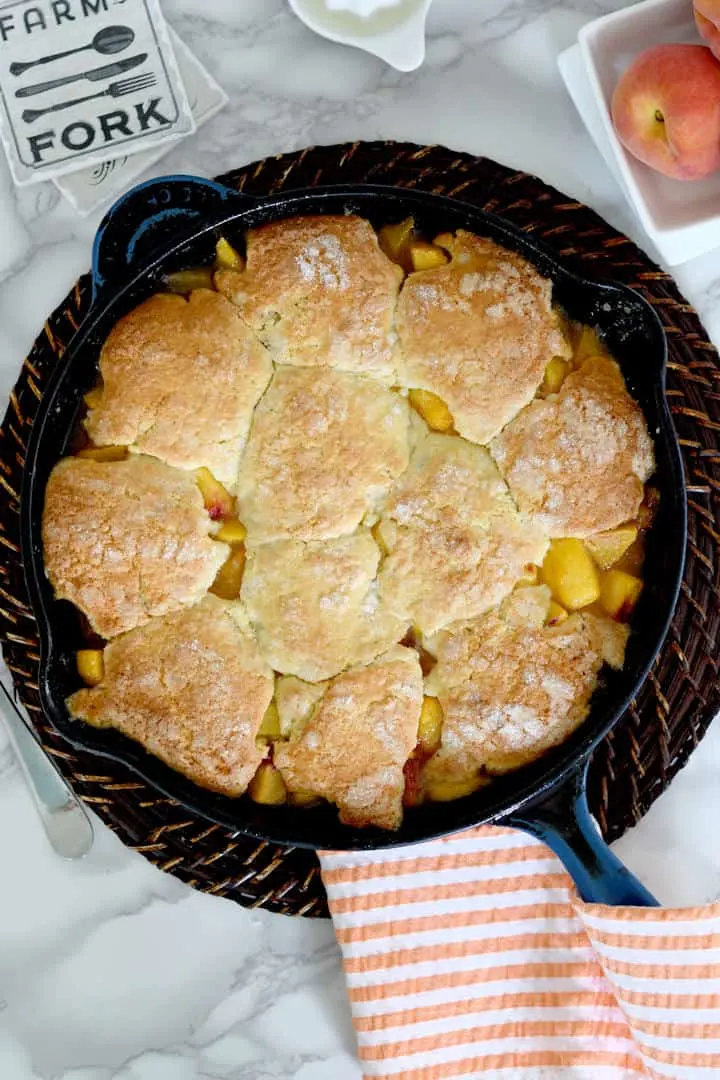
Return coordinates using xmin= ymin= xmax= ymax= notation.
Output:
xmin=287 ymin=0 xmax=433 ymax=72
xmin=569 ymin=0 xmax=720 ymax=265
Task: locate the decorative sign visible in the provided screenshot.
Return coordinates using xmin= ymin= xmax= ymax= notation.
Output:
xmin=0 ymin=0 xmax=194 ymax=184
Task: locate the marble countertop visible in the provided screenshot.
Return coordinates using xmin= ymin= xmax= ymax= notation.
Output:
xmin=1 ymin=2 xmax=719 ymax=1077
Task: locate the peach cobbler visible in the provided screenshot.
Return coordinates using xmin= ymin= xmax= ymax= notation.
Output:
xmin=43 ymin=215 xmax=655 ymax=830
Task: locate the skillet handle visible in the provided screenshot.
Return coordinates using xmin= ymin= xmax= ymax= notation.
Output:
xmin=91 ymin=174 xmax=258 ymax=302
xmin=504 ymin=759 xmax=658 ymax=906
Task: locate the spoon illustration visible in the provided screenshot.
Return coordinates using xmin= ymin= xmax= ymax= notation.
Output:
xmin=10 ymin=25 xmax=135 ymax=76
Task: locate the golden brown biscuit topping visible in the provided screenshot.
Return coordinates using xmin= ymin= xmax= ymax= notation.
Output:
xmin=274 ymin=646 xmax=423 ymax=829
xmin=85 ymin=290 xmax=272 ymax=487
xmin=491 ymin=356 xmax=655 ymax=537
xmin=69 ymin=597 xmax=273 ymax=797
xmin=396 ymin=231 xmax=569 ymax=445
xmin=43 ymin=455 xmax=228 ymax=639
xmin=215 ymin=215 xmax=402 ymax=381
xmin=242 ymin=530 xmax=408 ymax=681
xmin=236 ymin=366 xmax=410 ymax=543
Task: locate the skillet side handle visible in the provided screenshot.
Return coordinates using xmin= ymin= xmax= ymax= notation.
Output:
xmin=91 ymin=174 xmax=257 ymax=302
xmin=504 ymin=759 xmax=659 ymax=907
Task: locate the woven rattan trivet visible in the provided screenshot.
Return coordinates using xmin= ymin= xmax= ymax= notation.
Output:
xmin=1 ymin=142 xmax=718 ymax=918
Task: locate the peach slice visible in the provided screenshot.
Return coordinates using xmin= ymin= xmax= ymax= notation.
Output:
xmin=409 ymin=241 xmax=449 ymax=272
xmin=165 ymin=267 xmax=216 ymax=294
xmin=417 ymin=696 xmax=443 ymax=755
xmin=541 ymin=539 xmax=600 ymax=611
xmin=586 ymin=526 xmax=638 ymax=571
xmin=210 ymin=547 xmax=245 ymax=601
xmin=76 ymin=649 xmax=104 ymax=686
xmin=248 ymin=762 xmax=287 ymax=805
xmin=408 ymin=388 xmax=454 ymax=432
xmin=215 ymin=237 xmax=244 ymax=272
xmin=541 ymin=357 xmax=571 ymax=395
xmin=76 ymin=445 xmax=128 ymax=462
xmin=599 ymin=569 xmax=643 ymax=621
xmin=196 ymin=468 xmax=235 ymax=520
xmin=214 ymin=518 xmax=247 ymax=545
xmin=378 ymin=216 xmax=414 ymax=267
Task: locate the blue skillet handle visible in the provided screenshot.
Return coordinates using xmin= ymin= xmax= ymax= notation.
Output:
xmin=91 ymin=174 xmax=258 ymax=302
xmin=505 ymin=759 xmax=658 ymax=906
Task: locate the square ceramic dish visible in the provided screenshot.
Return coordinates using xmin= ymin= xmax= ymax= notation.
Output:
xmin=575 ymin=0 xmax=720 ymax=265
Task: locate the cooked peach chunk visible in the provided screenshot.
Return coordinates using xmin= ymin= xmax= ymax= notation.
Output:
xmin=165 ymin=267 xmax=216 ymax=294
xmin=573 ymin=325 xmax=603 ymax=366
xmin=248 ymin=762 xmax=287 ymax=805
xmin=546 ymin=600 xmax=569 ymax=626
xmin=586 ymin=526 xmax=638 ymax=570
xmin=76 ymin=445 xmax=128 ymax=462
xmin=417 ymin=696 xmax=443 ymax=754
xmin=409 ymin=241 xmax=449 ymax=272
xmin=408 ymin=388 xmax=454 ymax=432
xmin=215 ymin=237 xmax=244 ymax=271
xmin=214 ymin=518 xmax=247 ymax=545
xmin=599 ymin=569 xmax=643 ymax=621
xmin=76 ymin=649 xmax=104 ymax=686
xmin=210 ymin=547 xmax=245 ymax=600
xmin=288 ymin=788 xmax=322 ymax=807
xmin=378 ymin=216 xmax=414 ymax=267
xmin=541 ymin=539 xmax=600 ymax=611
xmin=258 ymin=701 xmax=281 ymax=740
xmin=542 ymin=356 xmax=571 ymax=395
xmin=196 ymin=468 xmax=235 ymax=520
xmin=83 ymin=387 xmax=103 ymax=409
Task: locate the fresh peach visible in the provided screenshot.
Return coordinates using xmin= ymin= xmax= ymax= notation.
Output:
xmin=695 ymin=0 xmax=720 ymax=62
xmin=611 ymin=44 xmax=720 ymax=180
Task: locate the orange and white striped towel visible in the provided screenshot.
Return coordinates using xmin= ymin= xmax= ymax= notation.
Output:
xmin=320 ymin=827 xmax=720 ymax=1080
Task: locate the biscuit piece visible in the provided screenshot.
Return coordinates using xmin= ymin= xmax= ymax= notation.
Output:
xmin=274 ymin=646 xmax=423 ymax=829
xmin=396 ymin=232 xmax=568 ymax=444
xmin=424 ymin=586 xmax=628 ymax=783
xmin=242 ymin=530 xmax=408 ymax=681
xmin=491 ymin=356 xmax=655 ymax=537
xmin=236 ymin=366 xmax=410 ymax=542
xmin=42 ymin=456 xmax=228 ymax=638
xmin=85 ymin=290 xmax=272 ymax=486
xmin=68 ymin=597 xmax=273 ymax=797
xmin=216 ymin=216 xmax=403 ymax=380
xmin=377 ymin=433 xmax=548 ymax=635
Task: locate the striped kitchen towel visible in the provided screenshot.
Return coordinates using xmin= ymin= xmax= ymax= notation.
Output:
xmin=320 ymin=827 xmax=720 ymax=1079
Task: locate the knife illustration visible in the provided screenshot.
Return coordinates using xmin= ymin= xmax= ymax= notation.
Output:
xmin=16 ymin=53 xmax=148 ymax=99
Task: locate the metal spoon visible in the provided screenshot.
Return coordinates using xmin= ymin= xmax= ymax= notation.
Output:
xmin=10 ymin=25 xmax=135 ymax=76
xmin=0 ymin=680 xmax=94 ymax=859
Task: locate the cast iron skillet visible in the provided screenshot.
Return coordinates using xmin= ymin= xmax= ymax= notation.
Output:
xmin=20 ymin=176 xmax=687 ymax=904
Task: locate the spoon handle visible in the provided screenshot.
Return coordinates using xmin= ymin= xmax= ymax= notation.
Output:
xmin=10 ymin=43 xmax=90 ymax=76
xmin=0 ymin=680 xmax=94 ymax=859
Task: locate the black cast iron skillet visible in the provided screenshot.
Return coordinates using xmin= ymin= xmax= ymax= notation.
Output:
xmin=20 ymin=176 xmax=687 ymax=904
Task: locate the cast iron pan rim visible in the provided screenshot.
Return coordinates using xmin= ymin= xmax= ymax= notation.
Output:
xmin=20 ymin=178 xmax=687 ymax=851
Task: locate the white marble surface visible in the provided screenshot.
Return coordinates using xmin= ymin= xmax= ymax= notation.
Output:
xmin=1 ymin=2 xmax=719 ymax=1077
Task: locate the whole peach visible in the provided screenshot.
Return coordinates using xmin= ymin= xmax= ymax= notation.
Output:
xmin=611 ymin=43 xmax=720 ymax=180
xmin=695 ymin=0 xmax=720 ymax=62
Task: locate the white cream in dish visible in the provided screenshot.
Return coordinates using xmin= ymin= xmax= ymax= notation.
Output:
xmin=288 ymin=0 xmax=433 ymax=71
xmin=323 ymin=0 xmax=404 ymax=16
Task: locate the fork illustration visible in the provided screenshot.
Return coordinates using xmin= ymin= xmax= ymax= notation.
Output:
xmin=22 ymin=73 xmax=157 ymax=124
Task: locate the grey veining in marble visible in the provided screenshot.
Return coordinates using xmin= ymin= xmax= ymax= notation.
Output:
xmin=0 ymin=2 xmax=718 ymax=1077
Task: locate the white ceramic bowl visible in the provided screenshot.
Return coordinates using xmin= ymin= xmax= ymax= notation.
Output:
xmin=577 ymin=0 xmax=720 ymax=265
xmin=287 ymin=0 xmax=433 ymax=72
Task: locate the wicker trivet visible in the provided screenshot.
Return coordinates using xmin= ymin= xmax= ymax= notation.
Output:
xmin=1 ymin=142 xmax=718 ymax=918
